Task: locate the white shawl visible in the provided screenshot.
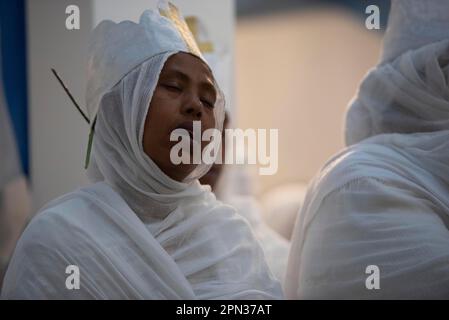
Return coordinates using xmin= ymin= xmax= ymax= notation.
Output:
xmin=1 ymin=52 xmax=282 ymax=299
xmin=286 ymin=0 xmax=449 ymax=299
xmin=2 ymin=180 xmax=282 ymax=299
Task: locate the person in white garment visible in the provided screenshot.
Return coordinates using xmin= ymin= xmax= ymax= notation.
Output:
xmin=1 ymin=3 xmax=282 ymax=299
xmin=200 ymin=114 xmax=290 ymax=283
xmin=286 ymin=0 xmax=449 ymax=299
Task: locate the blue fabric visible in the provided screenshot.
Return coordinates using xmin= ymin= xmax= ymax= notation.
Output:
xmin=0 ymin=0 xmax=28 ymax=176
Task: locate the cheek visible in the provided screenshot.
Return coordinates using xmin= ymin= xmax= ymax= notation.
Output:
xmin=142 ymin=109 xmax=156 ymax=156
xmin=143 ymin=96 xmax=170 ymax=152
xmin=147 ymin=93 xmax=175 ymax=131
xmin=203 ymin=110 xmax=216 ymax=130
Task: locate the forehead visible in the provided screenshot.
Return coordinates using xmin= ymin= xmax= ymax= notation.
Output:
xmin=161 ymin=52 xmax=214 ymax=82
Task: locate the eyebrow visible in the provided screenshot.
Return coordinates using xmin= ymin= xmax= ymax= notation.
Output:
xmin=164 ymin=69 xmax=217 ymax=98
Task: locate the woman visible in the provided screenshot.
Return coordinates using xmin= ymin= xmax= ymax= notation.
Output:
xmin=286 ymin=0 xmax=449 ymax=299
xmin=1 ymin=5 xmax=282 ymax=299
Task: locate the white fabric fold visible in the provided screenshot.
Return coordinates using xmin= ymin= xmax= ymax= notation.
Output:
xmin=215 ymin=167 xmax=290 ymax=283
xmin=1 ymin=181 xmax=282 ymax=299
xmin=346 ymin=40 xmax=449 ymax=146
xmin=381 ymin=0 xmax=449 ymax=63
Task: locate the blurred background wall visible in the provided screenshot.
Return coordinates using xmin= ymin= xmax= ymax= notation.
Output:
xmin=1 ymin=0 xmax=390 ymax=218
xmin=0 ymin=0 xmax=31 ymax=287
xmin=234 ymin=0 xmax=389 ymax=198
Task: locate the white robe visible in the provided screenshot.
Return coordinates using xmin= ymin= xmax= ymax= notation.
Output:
xmin=285 ymin=133 xmax=449 ymax=299
xmin=214 ymin=166 xmax=290 ymax=283
xmin=1 ymin=181 xmax=282 ymax=299
xmin=286 ymin=1 xmax=449 ymax=299
xmin=222 ymin=194 xmax=290 ymax=283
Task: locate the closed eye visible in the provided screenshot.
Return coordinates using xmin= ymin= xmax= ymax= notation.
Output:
xmin=162 ymin=83 xmax=182 ymax=92
xmin=201 ymin=99 xmax=214 ymax=109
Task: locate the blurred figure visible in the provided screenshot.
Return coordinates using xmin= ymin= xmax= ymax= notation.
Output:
xmin=286 ymin=0 xmax=449 ymax=299
xmin=0 ymin=71 xmax=30 ymax=289
xmin=259 ymin=183 xmax=306 ymax=241
xmin=200 ymin=113 xmax=290 ymax=283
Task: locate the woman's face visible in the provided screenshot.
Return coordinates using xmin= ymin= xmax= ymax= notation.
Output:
xmin=143 ymin=52 xmax=217 ymax=182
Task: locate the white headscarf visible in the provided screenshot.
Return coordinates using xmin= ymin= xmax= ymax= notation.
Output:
xmin=381 ymin=0 xmax=449 ymax=64
xmin=87 ymin=51 xmax=225 ymax=220
xmin=346 ymin=0 xmax=449 ymax=146
xmin=345 ymin=40 xmax=449 ymax=146
xmin=86 ymin=6 xmax=226 ymax=218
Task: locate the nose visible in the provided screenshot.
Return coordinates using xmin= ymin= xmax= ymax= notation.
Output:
xmin=180 ymin=92 xmax=203 ymax=119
